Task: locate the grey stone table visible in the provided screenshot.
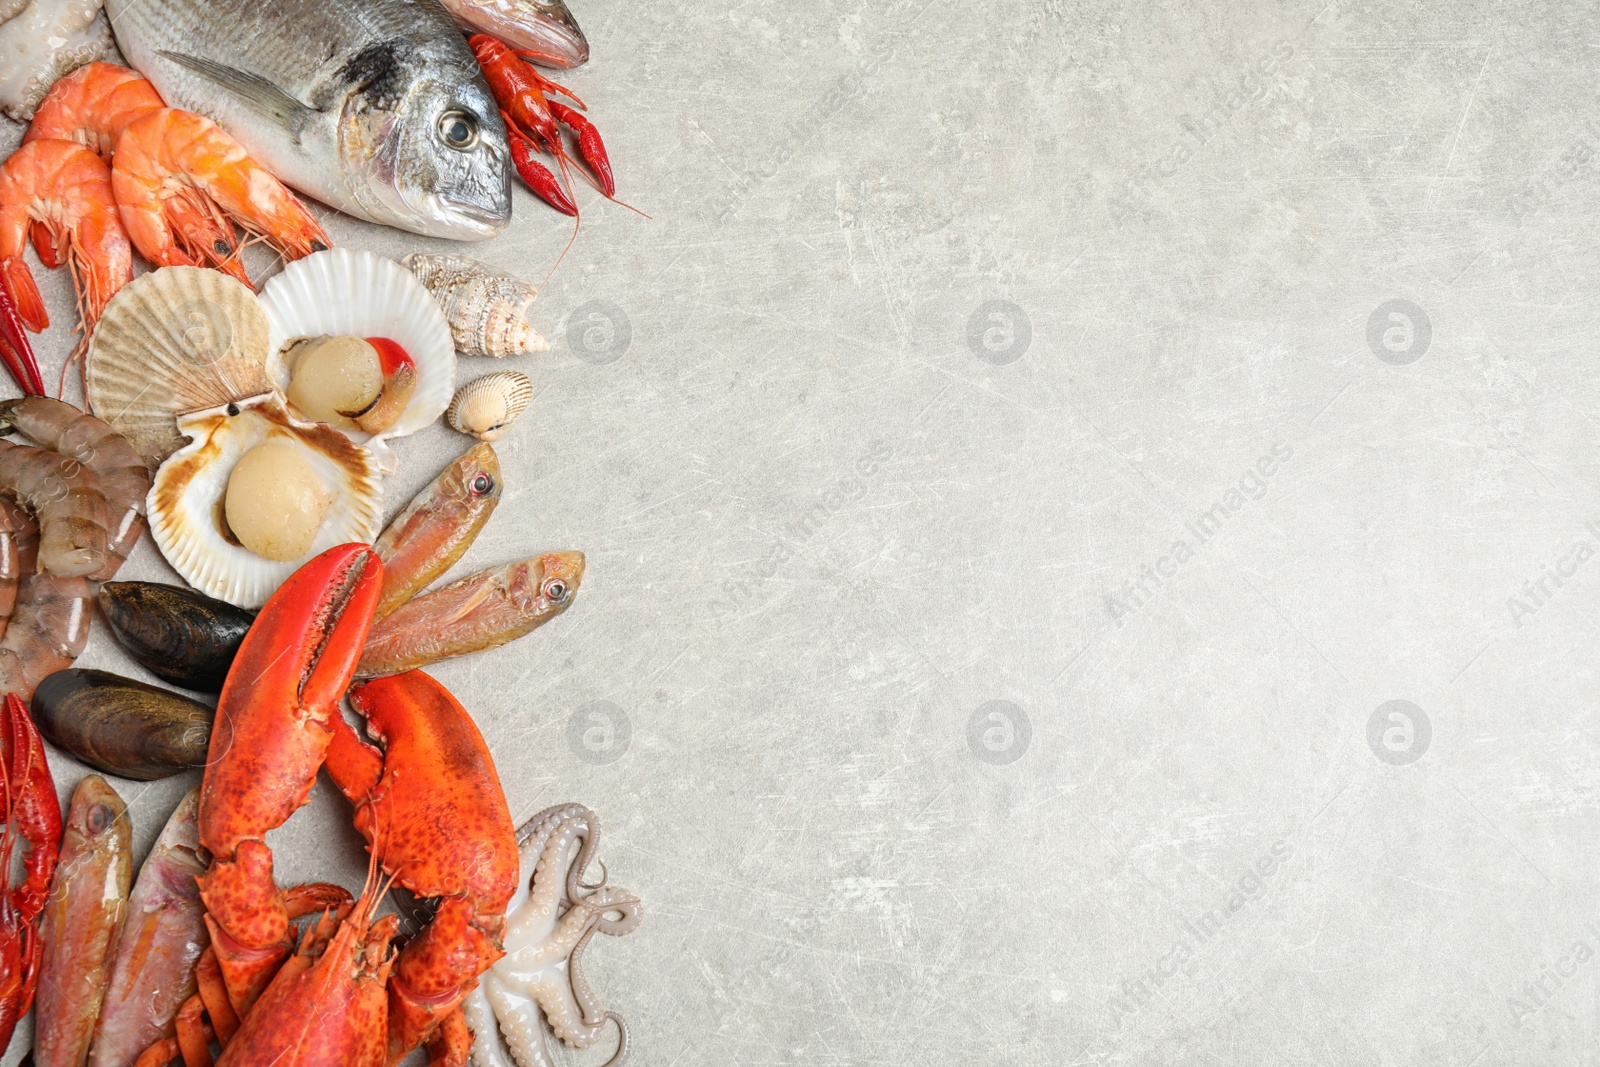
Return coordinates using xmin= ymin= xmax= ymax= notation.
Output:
xmin=2 ymin=0 xmax=1595 ymax=1064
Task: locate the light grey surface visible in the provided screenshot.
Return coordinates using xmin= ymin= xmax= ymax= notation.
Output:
xmin=1 ymin=0 xmax=1595 ymax=1063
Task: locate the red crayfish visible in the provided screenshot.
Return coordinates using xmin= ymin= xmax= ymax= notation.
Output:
xmin=470 ymin=33 xmax=616 ymax=217
xmin=0 ymin=692 xmax=62 ymax=1051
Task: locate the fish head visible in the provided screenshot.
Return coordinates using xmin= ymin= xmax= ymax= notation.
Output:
xmin=441 ymin=441 xmax=504 ymax=512
xmin=510 ymin=550 xmax=584 ymax=616
xmin=514 ymin=0 xmax=591 ymax=68
xmin=66 ymin=774 xmax=129 ymax=848
xmin=337 ymin=44 xmax=511 ymax=240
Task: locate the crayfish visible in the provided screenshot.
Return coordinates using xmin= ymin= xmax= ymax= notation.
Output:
xmin=136 ymin=544 xmax=520 ymax=1067
xmin=470 ymin=33 xmax=616 ymax=217
xmin=0 ymin=691 xmax=61 ymax=1053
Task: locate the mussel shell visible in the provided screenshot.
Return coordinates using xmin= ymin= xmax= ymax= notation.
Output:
xmin=97 ymin=581 xmax=253 ymax=692
xmin=32 ymin=669 xmax=212 ymax=781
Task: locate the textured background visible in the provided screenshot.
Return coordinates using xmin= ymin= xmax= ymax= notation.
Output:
xmin=3 ymin=0 xmax=1596 ymax=1063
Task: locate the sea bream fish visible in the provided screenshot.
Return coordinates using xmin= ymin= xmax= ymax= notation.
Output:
xmin=104 ymin=0 xmax=512 ymax=240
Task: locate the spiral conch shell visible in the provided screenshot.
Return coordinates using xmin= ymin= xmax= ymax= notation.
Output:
xmin=447 ymin=372 xmax=532 ymax=443
xmin=402 ymin=253 xmax=549 ymax=358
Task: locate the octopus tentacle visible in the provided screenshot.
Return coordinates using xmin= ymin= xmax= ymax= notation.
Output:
xmin=479 ymin=803 xmax=641 ymax=1067
xmin=486 ymin=975 xmax=557 ymax=1067
xmin=516 ymin=803 xmax=605 ymax=905
xmin=598 ymin=1012 xmax=630 ymax=1067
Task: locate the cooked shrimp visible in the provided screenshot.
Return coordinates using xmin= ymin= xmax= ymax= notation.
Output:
xmin=0 ymin=398 xmax=149 ymax=581
xmin=0 ymin=438 xmax=110 ymax=579
xmin=25 ymin=62 xmax=164 ymax=158
xmin=111 ymin=108 xmax=329 ymax=285
xmin=25 ymin=66 xmax=246 ymax=283
xmin=0 ymin=138 xmax=134 ymax=335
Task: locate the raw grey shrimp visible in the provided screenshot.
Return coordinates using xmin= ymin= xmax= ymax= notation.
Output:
xmin=0 ymin=397 xmax=149 ymax=580
xmin=0 ymin=504 xmax=91 ymax=700
xmin=0 ymin=496 xmax=28 ymax=633
xmin=0 ymin=438 xmax=109 ymax=578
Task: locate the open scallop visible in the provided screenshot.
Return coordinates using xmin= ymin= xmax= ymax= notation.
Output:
xmin=260 ymin=249 xmax=455 ymax=474
xmin=147 ymin=394 xmax=384 ymax=608
xmin=85 ymin=266 xmax=274 ymax=468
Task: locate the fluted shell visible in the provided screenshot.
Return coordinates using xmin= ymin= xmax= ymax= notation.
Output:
xmin=260 ymin=249 xmax=455 ymax=474
xmin=447 ymin=372 xmax=533 ymax=443
xmin=85 ymin=267 xmax=273 ymax=468
xmin=147 ymin=394 xmax=383 ymax=609
xmin=402 ymin=253 xmax=549 ymax=358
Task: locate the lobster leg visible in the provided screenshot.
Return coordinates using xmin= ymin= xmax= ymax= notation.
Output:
xmin=195 ymin=544 xmax=382 ymax=1015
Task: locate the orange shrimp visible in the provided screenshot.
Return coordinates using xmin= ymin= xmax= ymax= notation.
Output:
xmin=110 ymin=108 xmax=328 ymax=286
xmin=27 ymin=67 xmax=247 ymax=284
xmin=25 ymin=62 xmax=164 ymax=159
xmin=23 ymin=63 xmax=168 ymax=274
xmin=0 ymin=138 xmax=133 ymax=337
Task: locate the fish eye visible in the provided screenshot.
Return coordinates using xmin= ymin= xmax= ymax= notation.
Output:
xmin=87 ymin=804 xmax=112 ymax=833
xmin=470 ymin=472 xmax=495 ymax=495
xmin=439 ymin=110 xmax=479 ymax=150
xmin=543 ymin=579 xmax=568 ymax=603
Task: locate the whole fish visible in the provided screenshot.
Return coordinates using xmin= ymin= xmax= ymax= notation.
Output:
xmin=88 ymin=789 xmax=208 ymax=1067
xmin=105 ymin=0 xmax=512 ymax=240
xmin=438 ymin=0 xmax=588 ymax=68
xmin=35 ymin=775 xmax=132 ymax=1067
xmin=356 ymin=550 xmax=583 ymax=678
xmin=373 ymin=442 xmax=502 ymax=618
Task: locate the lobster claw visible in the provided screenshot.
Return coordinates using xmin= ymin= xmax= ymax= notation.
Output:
xmin=197 ymin=544 xmax=382 ymax=1012
xmin=200 ymin=540 xmax=381 ymax=853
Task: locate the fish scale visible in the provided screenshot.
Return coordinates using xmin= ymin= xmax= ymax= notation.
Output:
xmin=105 ymin=0 xmax=512 ymax=240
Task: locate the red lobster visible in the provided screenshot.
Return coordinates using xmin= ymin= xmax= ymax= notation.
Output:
xmin=0 ymin=692 xmax=62 ymax=1054
xmin=470 ymin=33 xmax=615 ymax=216
xmin=136 ymin=545 xmax=519 ymax=1067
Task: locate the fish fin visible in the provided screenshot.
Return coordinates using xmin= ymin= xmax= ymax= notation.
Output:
xmin=445 ymin=578 xmax=497 ymax=624
xmin=158 ymin=51 xmax=316 ymax=130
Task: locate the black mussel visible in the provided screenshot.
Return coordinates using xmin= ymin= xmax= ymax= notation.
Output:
xmin=32 ymin=669 xmax=212 ymax=781
xmin=97 ymin=581 xmax=253 ymax=692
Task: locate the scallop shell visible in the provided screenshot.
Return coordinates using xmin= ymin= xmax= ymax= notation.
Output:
xmin=147 ymin=394 xmax=383 ymax=609
xmin=260 ymin=250 xmax=455 ymax=474
xmin=402 ymin=253 xmax=549 ymax=358
xmin=446 ymin=372 xmax=533 ymax=443
xmin=86 ymin=267 xmax=273 ymax=468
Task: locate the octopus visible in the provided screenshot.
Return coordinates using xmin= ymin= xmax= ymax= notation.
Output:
xmin=464 ymin=803 xmax=642 ymax=1067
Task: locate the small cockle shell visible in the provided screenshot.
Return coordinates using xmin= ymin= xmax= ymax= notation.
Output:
xmin=446 ymin=372 xmax=532 ymax=443
xmin=402 ymin=253 xmax=550 ymax=358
